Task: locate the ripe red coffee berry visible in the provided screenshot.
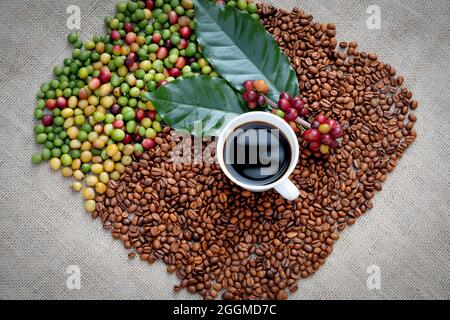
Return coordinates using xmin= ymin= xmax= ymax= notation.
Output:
xmin=157 ymin=47 xmax=168 ymax=60
xmin=180 ymin=27 xmax=191 ymax=39
xmin=330 ymin=125 xmax=344 ymax=138
xmin=99 ymin=67 xmax=112 ymax=83
xmin=321 ymin=134 xmax=334 ymax=146
xmin=152 ymin=33 xmax=162 ymax=44
xmin=135 ymin=109 xmax=146 ymax=123
xmin=243 ymin=80 xmax=254 ymax=91
xmin=178 ymin=38 xmax=188 ymax=49
xmin=145 ymin=0 xmax=155 ymax=10
xmin=284 ymin=108 xmax=298 ymax=121
xmin=147 ymin=111 xmax=156 ymax=120
xmin=309 ymin=141 xmax=321 ymax=152
xmin=278 ymin=98 xmax=291 ymax=112
xmin=304 ymin=129 xmax=321 ymax=142
xmin=175 ymin=57 xmax=187 ymax=69
xmin=112 ymin=45 xmax=122 ymax=56
xmin=113 ymin=119 xmax=124 ymax=128
xmin=169 ymin=68 xmax=181 ymax=78
xmin=311 ymin=120 xmax=320 ymax=129
xmin=242 ymin=92 xmax=250 ymax=102
xmin=257 ymin=95 xmax=266 ymax=106
xmin=42 ymin=114 xmax=53 ymax=127
xmin=246 ymin=90 xmax=257 ymax=102
xmin=317 ymin=115 xmax=328 ymax=124
xmin=328 ymin=119 xmax=338 ymax=129
xmin=291 ymin=97 xmax=304 ymax=110
xmin=299 ymin=108 xmax=308 ymax=117
xmin=79 ymin=88 xmax=89 ymax=100
xmin=280 ymin=92 xmax=291 ymax=101
xmin=168 ymin=11 xmax=178 ymax=25
xmin=125 ymin=32 xmax=137 ymax=45
xmin=45 ymin=99 xmax=57 ymax=110
xmin=124 ymin=22 xmax=134 ymax=33
xmin=142 ymin=138 xmax=156 ymax=150
xmin=124 ymin=134 xmax=133 ymax=144
xmin=110 ymin=30 xmax=121 ymax=41
xmin=56 ymin=97 xmax=67 ymax=109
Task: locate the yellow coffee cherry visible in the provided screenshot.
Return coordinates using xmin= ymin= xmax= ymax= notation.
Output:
xmin=111 ymin=151 xmax=122 ymax=162
xmin=106 ymin=144 xmax=119 ymax=157
xmin=122 ymin=144 xmax=134 ymax=155
xmin=74 ymin=115 xmax=85 ymax=126
xmin=92 ymin=139 xmax=105 ymax=149
xmin=91 ymin=163 xmax=103 ymax=174
xmin=95 ymin=42 xmax=105 ymax=54
xmin=146 ymin=100 xmax=155 ymax=111
xmin=67 ymin=126 xmax=79 ymax=140
xmin=68 ymin=96 xmax=78 ymax=108
xmin=81 ymin=141 xmax=92 ymax=151
xmin=61 ymin=108 xmax=74 ymax=118
xmin=92 ymin=156 xmax=103 ymax=164
xmin=118 ymin=66 xmax=128 ymax=77
xmin=88 ymin=96 xmax=99 ymax=106
xmin=99 ymin=135 xmax=109 ymax=143
xmin=110 ymin=171 xmax=120 ymax=181
xmin=73 ymin=169 xmax=84 ymax=180
xmin=144 ymin=8 xmax=152 ymax=19
xmin=64 ymin=118 xmax=74 ymax=129
xmin=49 ymin=158 xmax=61 ymax=171
xmin=88 ymin=131 xmax=99 ymax=142
xmin=100 ymin=96 xmax=114 ymax=109
xmin=84 ymin=200 xmax=96 ymax=212
xmin=95 ymin=182 xmax=106 ymax=194
xmin=121 ymin=45 xmax=130 ymax=56
xmin=82 ymin=187 xmax=96 ymax=200
xmin=78 ymin=99 xmax=88 ymax=109
xmin=71 ymin=159 xmax=81 ymax=170
xmin=84 ymin=105 xmax=96 ymax=116
xmin=93 ymin=61 xmax=103 ymax=70
xmin=103 ymin=159 xmax=115 ymax=173
xmin=69 ymin=139 xmax=81 ymax=149
xmin=85 ymin=174 xmax=99 ymax=187
xmin=72 ymin=181 xmax=83 ymax=192
xmin=61 ymin=167 xmax=73 ymax=177
xmin=99 ymin=172 xmax=109 ymax=184
xmin=100 ymin=53 xmax=111 ymax=65
xmin=80 ymin=151 xmax=92 ymax=163
xmin=121 ymin=155 xmax=132 ymax=166
xmin=115 ymin=162 xmax=125 ymax=174
xmin=88 ymin=116 xmax=96 ymax=127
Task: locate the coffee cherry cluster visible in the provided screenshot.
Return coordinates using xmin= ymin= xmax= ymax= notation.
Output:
xmin=242 ymin=80 xmax=268 ymax=109
xmin=303 ymin=115 xmax=344 ymax=155
xmin=277 ymin=92 xmax=308 ymax=122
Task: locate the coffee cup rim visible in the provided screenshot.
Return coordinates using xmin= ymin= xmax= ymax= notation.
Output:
xmin=217 ymin=111 xmax=299 ymax=191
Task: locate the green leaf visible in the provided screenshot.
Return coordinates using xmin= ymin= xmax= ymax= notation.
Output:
xmin=194 ymin=0 xmax=299 ymax=101
xmin=145 ymin=76 xmax=248 ymax=136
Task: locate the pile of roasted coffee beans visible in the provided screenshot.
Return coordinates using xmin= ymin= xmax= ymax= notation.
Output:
xmin=95 ymin=128 xmax=316 ymax=300
xmin=92 ymin=3 xmax=417 ymax=300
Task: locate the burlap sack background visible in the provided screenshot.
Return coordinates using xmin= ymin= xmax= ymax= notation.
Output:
xmin=0 ymin=0 xmax=449 ymax=300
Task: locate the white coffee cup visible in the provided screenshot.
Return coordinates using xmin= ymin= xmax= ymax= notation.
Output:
xmin=217 ymin=111 xmax=300 ymax=201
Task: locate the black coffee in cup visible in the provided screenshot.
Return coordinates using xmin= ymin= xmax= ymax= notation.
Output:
xmin=223 ymin=122 xmax=291 ymax=186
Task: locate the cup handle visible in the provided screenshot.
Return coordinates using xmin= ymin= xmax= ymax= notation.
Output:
xmin=274 ymin=179 xmax=300 ymax=201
